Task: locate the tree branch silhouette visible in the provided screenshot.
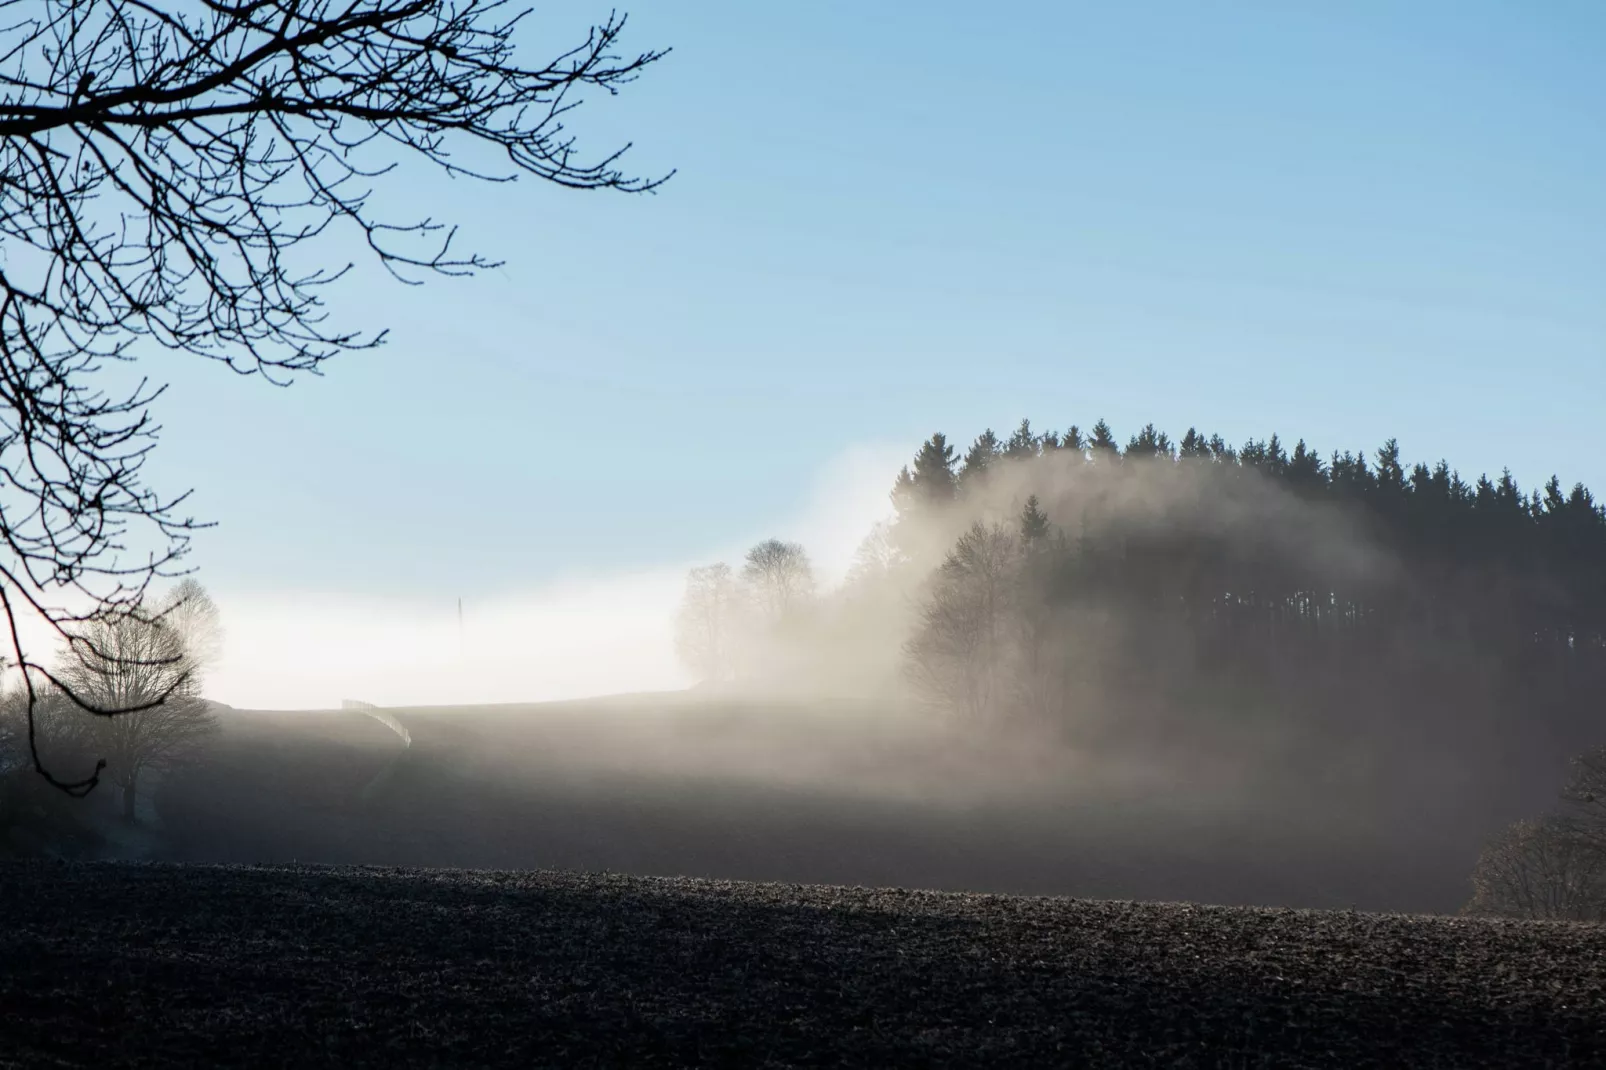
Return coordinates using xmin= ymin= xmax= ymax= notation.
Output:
xmin=0 ymin=0 xmax=669 ymax=793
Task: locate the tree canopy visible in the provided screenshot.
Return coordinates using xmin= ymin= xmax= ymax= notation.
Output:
xmin=877 ymin=417 xmax=1605 ymax=800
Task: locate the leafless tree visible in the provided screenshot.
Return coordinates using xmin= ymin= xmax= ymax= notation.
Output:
xmin=0 ymin=1 xmax=668 ymax=793
xmin=0 ymin=658 xmax=89 ymax=779
xmin=1561 ymin=744 xmax=1606 ymax=846
xmin=742 ymin=539 xmax=815 ymax=625
xmin=1 ymin=676 xmax=72 ymax=775
xmin=904 ymin=521 xmax=1018 ymax=720
xmin=0 ymin=673 xmax=104 ymax=853
xmin=50 ymin=581 xmax=221 ymax=821
xmin=160 ymin=577 xmax=223 ymax=673
xmin=673 ymin=563 xmax=740 ymax=685
xmin=844 ymin=519 xmax=908 ymax=590
xmin=0 ymin=657 xmax=20 ymax=776
xmin=1464 ymin=816 xmax=1606 ymax=923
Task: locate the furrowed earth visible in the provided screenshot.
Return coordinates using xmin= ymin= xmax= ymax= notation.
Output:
xmin=2 ymin=861 xmax=1602 ymax=1068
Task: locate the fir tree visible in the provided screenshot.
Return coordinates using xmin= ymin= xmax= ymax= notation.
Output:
xmin=1088 ymin=419 xmax=1120 ymax=462
xmin=1019 ymin=494 xmax=1051 ymax=543
xmin=1125 ymin=423 xmax=1173 ymax=460
xmin=1005 ymin=419 xmax=1040 ymax=460
xmin=899 ymin=433 xmax=959 ymax=509
xmin=960 ymin=429 xmax=1002 ymax=488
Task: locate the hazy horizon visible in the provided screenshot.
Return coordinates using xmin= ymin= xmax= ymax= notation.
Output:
xmin=119 ymin=1 xmax=1603 ymax=712
xmin=201 ymin=442 xmax=907 ymax=709
xmin=4 ymin=5 xmax=1603 ymax=1064
xmin=143 ymin=1 xmax=1601 ymax=620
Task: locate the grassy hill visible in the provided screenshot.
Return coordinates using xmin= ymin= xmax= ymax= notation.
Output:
xmin=2 ymin=860 xmax=1601 ymax=1068
xmin=145 ymin=692 xmax=1516 ymax=915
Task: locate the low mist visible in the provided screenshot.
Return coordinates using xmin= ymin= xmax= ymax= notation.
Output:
xmin=206 ymin=575 xmax=689 ymax=710
xmin=20 ymin=425 xmax=1603 ymax=918
xmin=202 ymin=443 xmax=907 ymax=710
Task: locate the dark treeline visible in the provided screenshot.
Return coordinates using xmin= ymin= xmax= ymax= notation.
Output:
xmin=657 ymin=414 xmax=1606 ymax=914
xmin=901 ymin=418 xmax=1605 ymax=650
xmin=875 ymin=418 xmax=1605 ymax=816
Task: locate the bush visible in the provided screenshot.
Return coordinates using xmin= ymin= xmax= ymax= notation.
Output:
xmin=0 ymin=689 xmax=104 ymax=857
xmin=1464 ymin=816 xmax=1606 ymax=922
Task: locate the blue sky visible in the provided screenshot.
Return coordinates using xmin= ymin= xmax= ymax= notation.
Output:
xmin=131 ymin=2 xmax=1606 ymax=702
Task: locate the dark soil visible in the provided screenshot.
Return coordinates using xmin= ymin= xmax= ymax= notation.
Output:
xmin=2 ymin=861 xmax=1602 ymax=1068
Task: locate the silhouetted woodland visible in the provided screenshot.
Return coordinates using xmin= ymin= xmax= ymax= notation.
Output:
xmin=880 ymin=420 xmax=1603 ymax=755
xmin=674 ymin=417 xmax=1606 ymax=876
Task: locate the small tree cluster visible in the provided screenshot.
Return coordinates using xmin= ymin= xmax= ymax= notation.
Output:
xmin=1 ymin=580 xmax=222 ymax=828
xmin=1465 ymin=817 xmax=1606 ymax=923
xmin=903 ymin=496 xmax=1068 ymax=722
xmin=742 ymin=540 xmax=816 ymax=625
xmin=674 ymin=564 xmax=740 ymax=685
xmin=1464 ymin=746 xmax=1606 ymax=922
xmin=673 ymin=539 xmax=817 ymax=686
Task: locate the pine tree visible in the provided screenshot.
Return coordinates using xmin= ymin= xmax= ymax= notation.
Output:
xmin=1125 ymin=423 xmax=1171 ymax=460
xmin=1019 ymin=494 xmax=1051 ymax=543
xmin=1545 ymin=475 xmax=1568 ymax=515
xmin=1375 ymin=439 xmax=1406 ymax=495
xmin=890 ymin=466 xmax=918 ymax=515
xmin=905 ymin=433 xmax=959 ymax=506
xmin=1474 ymin=474 xmax=1497 ymax=511
xmin=1496 ymin=469 xmax=1523 ymax=512
xmin=1265 ymin=433 xmax=1288 ymax=476
xmin=960 ymin=429 xmax=1001 ymax=488
xmin=1005 ymin=418 xmax=1040 ymax=460
xmin=1088 ymin=419 xmax=1120 ymax=462
xmin=891 ymin=433 xmax=961 ymax=559
xmin=1288 ymin=439 xmax=1326 ymax=488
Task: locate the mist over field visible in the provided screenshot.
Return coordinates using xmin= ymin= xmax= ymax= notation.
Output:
xmin=25 ymin=421 xmax=1582 ymax=922
xmin=4 ymin=3 xmax=1604 ymax=1065
xmin=201 ymin=444 xmax=907 ymax=710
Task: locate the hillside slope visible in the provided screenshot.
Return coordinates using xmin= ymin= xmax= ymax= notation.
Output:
xmin=149 ymin=695 xmax=1510 ymax=915
xmin=2 ymin=861 xmax=1601 ymax=1067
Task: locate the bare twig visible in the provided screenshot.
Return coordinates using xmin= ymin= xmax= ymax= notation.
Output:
xmin=0 ymin=1 xmax=668 ymax=791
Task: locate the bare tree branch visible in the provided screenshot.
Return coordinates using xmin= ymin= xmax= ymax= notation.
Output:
xmin=674 ymin=563 xmax=740 ymax=687
xmin=742 ymin=539 xmax=814 ymax=625
xmin=45 ymin=580 xmax=220 ymax=817
xmin=0 ymin=1 xmax=669 ymax=792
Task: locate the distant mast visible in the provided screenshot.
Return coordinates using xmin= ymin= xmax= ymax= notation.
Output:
xmin=457 ymin=597 xmax=464 ymax=662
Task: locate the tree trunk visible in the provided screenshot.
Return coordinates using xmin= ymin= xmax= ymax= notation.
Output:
xmin=121 ymin=774 xmax=137 ymax=824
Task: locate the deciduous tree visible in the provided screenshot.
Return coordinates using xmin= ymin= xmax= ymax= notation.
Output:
xmin=1464 ymin=817 xmax=1606 ymax=922
xmin=50 ymin=582 xmax=222 ymax=822
xmin=905 ymin=521 xmax=1018 ymax=720
xmin=0 ymin=1 xmax=668 ymax=793
xmin=673 ymin=564 xmax=740 ymax=685
xmin=742 ymin=540 xmax=815 ymax=625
